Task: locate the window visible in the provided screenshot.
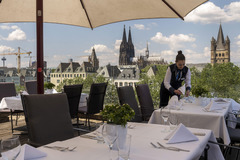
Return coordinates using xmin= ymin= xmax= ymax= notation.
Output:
xmin=83 ymin=74 xmax=85 ymax=78
xmin=59 ymin=74 xmax=61 ymax=77
xmin=54 ymin=74 xmax=55 ymax=77
xmin=62 ymin=74 xmax=64 ymax=77
xmin=70 ymin=74 xmax=72 ymax=77
xmin=119 ymin=82 xmax=123 ymax=86
xmin=51 ymin=74 xmax=53 ymax=77
xmin=57 ymin=80 xmax=60 ymax=83
xmin=219 ymin=53 xmax=221 ymax=57
xmin=124 ymin=82 xmax=128 ymax=86
xmin=222 ymin=53 xmax=224 ymax=57
xmin=129 ymin=82 xmax=133 ymax=86
xmin=68 ymin=74 xmax=69 ymax=77
xmin=122 ymin=74 xmax=125 ymax=78
xmin=56 ymin=74 xmax=58 ymax=78
xmin=127 ymin=74 xmax=130 ymax=78
xmin=216 ymin=54 xmax=218 ymax=57
xmin=115 ymin=82 xmax=118 ymax=87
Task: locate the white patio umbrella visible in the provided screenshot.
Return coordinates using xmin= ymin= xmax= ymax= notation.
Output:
xmin=0 ymin=0 xmax=208 ymax=93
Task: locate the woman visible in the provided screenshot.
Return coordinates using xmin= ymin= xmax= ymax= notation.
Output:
xmin=159 ymin=50 xmax=191 ymax=108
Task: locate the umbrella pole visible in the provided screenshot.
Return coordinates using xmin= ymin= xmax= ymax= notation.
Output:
xmin=36 ymin=0 xmax=44 ymax=94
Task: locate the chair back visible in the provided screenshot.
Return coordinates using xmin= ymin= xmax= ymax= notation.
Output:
xmin=21 ymin=93 xmax=74 ymax=146
xmin=25 ymin=80 xmax=37 ymax=94
xmin=64 ymin=84 xmax=83 ymax=118
xmin=117 ymin=86 xmax=142 ymax=122
xmin=0 ymin=82 xmax=16 ymax=101
xmin=87 ymin=82 xmax=108 ymax=114
xmin=135 ymin=84 xmax=154 ymax=121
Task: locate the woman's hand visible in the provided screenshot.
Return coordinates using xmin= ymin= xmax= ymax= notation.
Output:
xmin=174 ymin=90 xmax=182 ymax=95
xmin=185 ymin=90 xmax=190 ymax=97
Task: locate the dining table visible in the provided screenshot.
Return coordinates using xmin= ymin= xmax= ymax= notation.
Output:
xmin=0 ymin=93 xmax=88 ymax=111
xmin=23 ymin=122 xmax=224 ymax=160
xmin=148 ymin=98 xmax=235 ymax=145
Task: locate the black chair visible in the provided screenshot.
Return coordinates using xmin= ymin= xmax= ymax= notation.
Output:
xmin=117 ymin=86 xmax=142 ymax=122
xmin=0 ymin=82 xmax=22 ymax=133
xmin=24 ymin=80 xmax=37 ymax=94
xmin=21 ymin=93 xmax=74 ymax=146
xmin=78 ymin=82 xmax=108 ymax=130
xmin=135 ymin=84 xmax=155 ymax=121
xmin=63 ymin=84 xmax=83 ymax=127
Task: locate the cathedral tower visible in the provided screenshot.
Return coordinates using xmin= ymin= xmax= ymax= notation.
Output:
xmin=211 ymin=24 xmax=230 ymax=64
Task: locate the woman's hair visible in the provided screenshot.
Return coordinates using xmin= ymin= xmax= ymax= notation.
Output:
xmin=175 ymin=50 xmax=185 ymax=62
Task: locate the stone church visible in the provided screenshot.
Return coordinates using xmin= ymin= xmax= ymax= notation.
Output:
xmin=119 ymin=26 xmax=166 ymax=68
xmin=211 ymin=24 xmax=230 ymax=64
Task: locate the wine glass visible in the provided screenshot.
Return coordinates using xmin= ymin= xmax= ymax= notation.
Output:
xmin=0 ymin=135 xmax=21 ymax=160
xmin=160 ymin=108 xmax=170 ymax=132
xmin=102 ymin=123 xmax=118 ymax=160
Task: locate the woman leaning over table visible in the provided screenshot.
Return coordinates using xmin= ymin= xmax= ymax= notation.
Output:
xmin=159 ymin=50 xmax=191 ymax=108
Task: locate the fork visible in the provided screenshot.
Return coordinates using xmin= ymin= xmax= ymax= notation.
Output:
xmin=44 ymin=146 xmax=77 ymax=151
xmin=157 ymin=142 xmax=190 ymax=152
xmin=150 ymin=142 xmax=179 ymax=152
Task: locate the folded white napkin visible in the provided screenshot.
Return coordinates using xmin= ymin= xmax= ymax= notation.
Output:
xmin=178 ymin=84 xmax=185 ymax=95
xmin=22 ymin=91 xmax=29 ymax=95
xmin=16 ymin=144 xmax=47 ymax=160
xmin=204 ymin=99 xmax=227 ymax=111
xmin=52 ymin=89 xmax=58 ymax=94
xmin=230 ymin=99 xmax=240 ymax=111
xmin=164 ymin=123 xmax=198 ymax=144
xmin=167 ymin=96 xmax=182 ymax=110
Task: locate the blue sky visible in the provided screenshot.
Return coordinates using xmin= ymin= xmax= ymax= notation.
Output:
xmin=0 ymin=0 xmax=240 ymax=68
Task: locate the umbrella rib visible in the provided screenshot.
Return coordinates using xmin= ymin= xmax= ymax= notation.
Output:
xmin=79 ymin=0 xmax=93 ymax=29
xmin=162 ymin=0 xmax=184 ymax=20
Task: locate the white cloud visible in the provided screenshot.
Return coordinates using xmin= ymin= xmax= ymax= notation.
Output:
xmin=84 ymin=44 xmax=112 ymax=53
xmin=151 ymin=32 xmax=196 ymax=50
xmin=0 ymin=45 xmax=15 ymax=52
xmin=0 ymin=25 xmax=11 ymax=30
xmin=134 ymin=24 xmax=145 ymax=30
xmin=236 ymin=34 xmax=240 ymax=47
xmin=114 ymin=40 xmax=122 ymax=50
xmin=185 ymin=2 xmax=240 ymax=24
xmin=98 ymin=52 xmax=119 ymax=66
xmin=5 ymin=29 xmax=26 ymax=41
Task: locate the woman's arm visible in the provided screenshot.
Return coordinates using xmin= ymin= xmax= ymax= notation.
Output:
xmin=164 ymin=67 xmax=175 ymax=94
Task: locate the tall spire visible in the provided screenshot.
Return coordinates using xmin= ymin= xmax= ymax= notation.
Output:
xmin=216 ymin=23 xmax=225 ymax=50
xmin=145 ymin=41 xmax=149 ymax=58
xmin=122 ymin=25 xmax=127 ymax=43
xmin=128 ymin=26 xmax=133 ymax=44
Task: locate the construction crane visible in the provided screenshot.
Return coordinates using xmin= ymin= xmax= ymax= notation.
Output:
xmin=0 ymin=47 xmax=32 ymax=73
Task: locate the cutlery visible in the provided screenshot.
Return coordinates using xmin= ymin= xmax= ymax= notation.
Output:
xmin=43 ymin=146 xmax=77 ymax=151
xmin=150 ymin=142 xmax=180 ymax=152
xmin=193 ymin=132 xmax=206 ymax=136
xmin=157 ymin=142 xmax=190 ymax=152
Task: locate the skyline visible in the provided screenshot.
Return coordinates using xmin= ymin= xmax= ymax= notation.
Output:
xmin=0 ymin=0 xmax=240 ymax=68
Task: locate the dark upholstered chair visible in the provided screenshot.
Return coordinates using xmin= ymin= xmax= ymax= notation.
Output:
xmin=78 ymin=82 xmax=107 ymax=130
xmin=117 ymin=86 xmax=142 ymax=122
xmin=135 ymin=84 xmax=155 ymax=121
xmin=21 ymin=93 xmax=74 ymax=146
xmin=64 ymin=84 xmax=83 ymax=127
xmin=0 ymin=82 xmax=21 ymax=133
xmin=24 ymin=80 xmax=37 ymax=94
xmin=0 ymin=82 xmax=17 ymax=101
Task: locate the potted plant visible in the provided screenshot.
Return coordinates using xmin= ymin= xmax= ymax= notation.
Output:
xmin=192 ymin=85 xmax=208 ymax=105
xmin=101 ymin=103 xmax=135 ymax=127
xmin=100 ymin=104 xmax=135 ymax=146
xmin=44 ymin=82 xmax=55 ymax=94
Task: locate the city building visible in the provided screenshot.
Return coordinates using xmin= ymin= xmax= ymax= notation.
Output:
xmin=211 ymin=24 xmax=230 ymax=64
xmin=97 ymin=64 xmax=121 ymax=81
xmin=119 ymin=26 xmax=166 ymax=69
xmin=50 ymin=48 xmax=99 ymax=86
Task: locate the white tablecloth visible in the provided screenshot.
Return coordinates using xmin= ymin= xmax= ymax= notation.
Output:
xmin=0 ymin=96 xmax=22 ymax=111
xmin=78 ymin=93 xmax=88 ymax=109
xmin=149 ymin=101 xmax=231 ymax=145
xmin=0 ymin=93 xmax=88 ymax=111
xmin=30 ymin=123 xmax=223 ymax=160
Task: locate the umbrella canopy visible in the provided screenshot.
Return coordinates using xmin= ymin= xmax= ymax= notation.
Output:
xmin=0 ymin=0 xmax=208 ymax=93
xmin=0 ymin=0 xmax=208 ymax=28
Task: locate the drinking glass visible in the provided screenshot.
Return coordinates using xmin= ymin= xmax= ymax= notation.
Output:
xmin=102 ymin=124 xmax=118 ymax=160
xmin=117 ymin=134 xmax=131 ymax=160
xmin=169 ymin=114 xmax=178 ymax=130
xmin=160 ymin=108 xmax=170 ymax=132
xmin=0 ymin=135 xmax=21 ymax=160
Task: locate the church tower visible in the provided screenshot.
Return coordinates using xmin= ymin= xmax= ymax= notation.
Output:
xmin=119 ymin=26 xmax=135 ymax=65
xmin=211 ymin=24 xmax=230 ymax=64
xmin=119 ymin=26 xmax=130 ymax=65
xmin=88 ymin=47 xmax=99 ymax=71
xmin=128 ymin=27 xmax=135 ymax=60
